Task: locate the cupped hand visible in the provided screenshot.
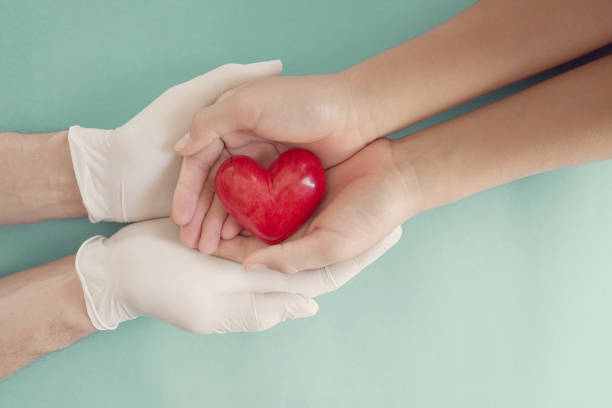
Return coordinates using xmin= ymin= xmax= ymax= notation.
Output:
xmin=75 ymin=217 xmax=402 ymax=333
xmin=211 ymin=138 xmax=418 ymax=274
xmin=171 ymin=72 xmax=378 ymax=253
xmin=68 ymin=60 xmax=283 ymax=223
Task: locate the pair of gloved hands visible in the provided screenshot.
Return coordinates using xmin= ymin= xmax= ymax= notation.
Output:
xmin=69 ymin=61 xmax=401 ymax=333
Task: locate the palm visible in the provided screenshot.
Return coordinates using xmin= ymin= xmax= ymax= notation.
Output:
xmin=174 ymin=74 xmax=377 ymax=252
xmin=213 ymin=139 xmax=419 ymax=273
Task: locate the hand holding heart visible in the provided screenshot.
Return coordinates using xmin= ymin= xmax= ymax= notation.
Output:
xmin=178 ymin=134 xmax=418 ymax=274
xmin=215 ymin=149 xmax=326 ymax=245
xmin=171 ymin=73 xmax=416 ymax=273
xmin=171 ymin=73 xmax=378 ymax=255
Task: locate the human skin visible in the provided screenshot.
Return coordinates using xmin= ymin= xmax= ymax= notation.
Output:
xmin=0 ymin=139 xmax=93 ymax=378
xmin=207 ymin=53 xmax=612 ymax=274
xmin=0 ymin=256 xmax=95 ymax=380
xmin=2 ymin=0 xmax=611 ymax=378
xmin=0 ymin=129 xmax=395 ymax=380
xmin=0 ymin=131 xmax=87 ymax=224
xmin=172 ymin=0 xmax=612 ymax=255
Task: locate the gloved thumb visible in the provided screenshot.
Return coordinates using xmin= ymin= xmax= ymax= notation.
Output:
xmin=251 ymin=293 xmax=319 ymax=331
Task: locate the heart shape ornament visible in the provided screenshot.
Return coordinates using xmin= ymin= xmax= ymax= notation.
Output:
xmin=215 ymin=149 xmax=326 ymax=245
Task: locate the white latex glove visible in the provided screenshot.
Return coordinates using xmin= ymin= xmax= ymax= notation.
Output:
xmin=75 ymin=218 xmax=402 ymax=333
xmin=68 ymin=61 xmax=282 ymax=223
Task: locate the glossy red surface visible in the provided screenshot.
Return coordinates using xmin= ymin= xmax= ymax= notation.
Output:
xmin=215 ymin=149 xmax=326 ymax=245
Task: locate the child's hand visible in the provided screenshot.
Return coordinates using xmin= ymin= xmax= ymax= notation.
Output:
xmin=211 ymin=138 xmax=417 ymax=274
xmin=171 ymin=73 xmax=378 ymax=253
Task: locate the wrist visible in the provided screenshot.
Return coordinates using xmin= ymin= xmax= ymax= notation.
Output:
xmin=390 ymin=131 xmax=453 ymax=217
xmin=0 ymin=130 xmax=87 ymax=224
xmin=0 ymin=257 xmax=95 ymax=379
xmin=33 ymin=256 xmax=96 ymax=355
xmin=336 ymin=67 xmax=390 ymax=143
xmin=54 ymin=131 xmax=89 ymax=218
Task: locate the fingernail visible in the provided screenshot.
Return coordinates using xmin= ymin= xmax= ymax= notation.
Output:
xmin=174 ymin=133 xmax=190 ymax=151
xmin=245 ymin=263 xmax=268 ymax=273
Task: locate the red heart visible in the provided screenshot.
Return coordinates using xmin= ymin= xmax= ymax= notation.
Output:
xmin=215 ymin=149 xmax=326 ymax=245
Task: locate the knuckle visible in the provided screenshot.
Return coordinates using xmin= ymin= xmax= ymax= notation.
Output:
xmin=230 ymin=95 xmax=258 ymax=128
xmin=190 ymin=110 xmax=208 ymax=136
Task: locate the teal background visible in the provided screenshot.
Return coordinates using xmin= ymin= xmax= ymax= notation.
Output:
xmin=1 ymin=0 xmax=612 ymax=406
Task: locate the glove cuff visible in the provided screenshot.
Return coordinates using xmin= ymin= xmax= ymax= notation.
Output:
xmin=75 ymin=235 xmax=138 ymax=330
xmin=68 ymin=126 xmax=123 ymax=223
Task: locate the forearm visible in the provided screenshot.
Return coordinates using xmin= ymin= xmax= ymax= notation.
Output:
xmin=346 ymin=0 xmax=612 ymax=137
xmin=394 ymin=54 xmax=612 ymax=214
xmin=0 ymin=130 xmax=86 ymax=224
xmin=0 ymin=256 xmax=95 ymax=380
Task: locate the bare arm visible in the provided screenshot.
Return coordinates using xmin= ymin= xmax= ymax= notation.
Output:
xmin=0 ymin=131 xmax=86 ymax=224
xmin=348 ymin=0 xmax=612 ymax=136
xmin=0 ymin=256 xmax=96 ymax=380
xmin=394 ymin=54 xmax=612 ymax=213
xmin=209 ymin=53 xmax=612 ymax=273
xmin=175 ymin=0 xmax=612 ymax=254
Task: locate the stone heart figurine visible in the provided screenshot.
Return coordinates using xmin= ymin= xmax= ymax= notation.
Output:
xmin=215 ymin=149 xmax=326 ymax=244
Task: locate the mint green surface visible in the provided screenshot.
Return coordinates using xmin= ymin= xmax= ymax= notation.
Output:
xmin=2 ymin=1 xmax=612 ymax=406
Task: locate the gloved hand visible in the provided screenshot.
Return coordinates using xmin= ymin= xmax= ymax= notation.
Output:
xmin=75 ymin=218 xmax=402 ymax=333
xmin=68 ymin=60 xmax=282 ymax=223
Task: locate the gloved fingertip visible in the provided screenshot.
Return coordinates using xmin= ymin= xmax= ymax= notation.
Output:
xmin=270 ymin=59 xmax=283 ymax=73
xmin=290 ymin=297 xmax=319 ymax=319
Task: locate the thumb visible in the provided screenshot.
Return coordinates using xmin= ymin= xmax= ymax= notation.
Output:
xmin=276 ymin=226 xmax=403 ymax=298
xmin=174 ymin=92 xmax=254 ymax=156
xmin=174 ymin=61 xmax=281 ymax=156
xmin=177 ymin=60 xmax=283 ymax=106
xmin=244 ymin=228 xmax=359 ymax=275
xmin=251 ymin=293 xmax=318 ymax=331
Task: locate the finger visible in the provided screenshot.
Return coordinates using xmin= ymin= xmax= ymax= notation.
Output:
xmin=179 ymin=189 xmax=210 ymax=248
xmin=171 ymin=138 xmax=224 ymax=225
xmin=175 ymin=95 xmax=258 ymax=156
xmin=178 ymin=143 xmax=228 ymax=247
xmin=196 ymin=149 xmax=231 ymax=252
xmin=249 ymin=293 xmax=318 ymax=331
xmin=198 ymin=194 xmax=228 ymax=254
xmin=243 ymin=228 xmax=355 ymax=275
xmin=203 ymin=292 xmax=317 ymax=333
xmin=291 ymin=226 xmax=402 ymax=297
xmin=243 ymin=227 xmax=402 ymax=298
xmin=140 ymin=60 xmax=283 ymax=138
xmin=213 ymin=235 xmax=268 ymax=264
xmin=216 ymin=84 xmax=241 ymax=103
xmin=221 ymin=216 xmax=242 ymax=240
xmin=175 ymin=60 xmax=283 ymax=107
